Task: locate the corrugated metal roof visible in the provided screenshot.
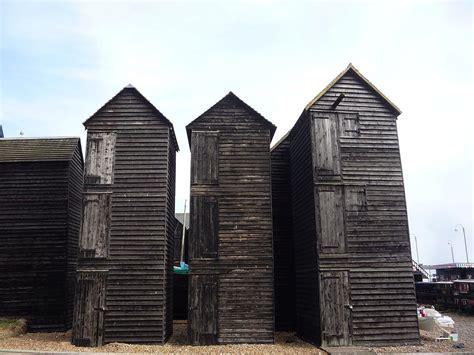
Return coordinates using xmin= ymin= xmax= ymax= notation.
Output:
xmin=0 ymin=137 xmax=81 ymax=162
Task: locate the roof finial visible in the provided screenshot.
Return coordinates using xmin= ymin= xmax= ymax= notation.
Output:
xmin=125 ymin=83 xmax=135 ymax=89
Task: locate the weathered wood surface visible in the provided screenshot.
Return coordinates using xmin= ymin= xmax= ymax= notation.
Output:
xmin=0 ymin=138 xmax=83 ymax=331
xmin=289 ymin=112 xmax=322 ymax=345
xmin=72 ymin=270 xmax=107 ymax=347
xmin=186 ymin=92 xmax=276 ymax=344
xmin=289 ymin=66 xmax=419 ymax=346
xmin=270 ymin=136 xmax=296 ymax=331
xmin=73 ymin=86 xmax=178 ymax=345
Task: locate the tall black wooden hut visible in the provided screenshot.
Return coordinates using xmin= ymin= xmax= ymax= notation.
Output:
xmin=186 ymin=92 xmax=276 ymax=345
xmin=288 ymin=64 xmax=419 ymax=346
xmin=72 ymin=85 xmax=179 ymax=346
xmin=270 ymin=133 xmax=296 ymax=331
xmin=0 ymin=137 xmax=83 ymax=331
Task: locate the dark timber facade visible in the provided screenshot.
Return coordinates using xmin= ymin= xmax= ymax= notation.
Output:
xmin=270 ymin=134 xmax=296 ymax=331
xmin=72 ymin=85 xmax=178 ymax=346
xmin=287 ymin=64 xmax=419 ymax=346
xmin=0 ymin=138 xmax=83 ymax=331
xmin=186 ymin=92 xmax=276 ymax=345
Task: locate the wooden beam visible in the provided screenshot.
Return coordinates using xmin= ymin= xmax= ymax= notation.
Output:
xmin=331 ymin=93 xmax=345 ymax=110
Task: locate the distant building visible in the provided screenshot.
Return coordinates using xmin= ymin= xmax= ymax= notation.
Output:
xmin=425 ymin=263 xmax=474 ymax=281
xmin=0 ymin=125 xmax=4 ymax=138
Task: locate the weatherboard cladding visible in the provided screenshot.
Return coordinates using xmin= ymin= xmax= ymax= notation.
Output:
xmin=73 ymin=87 xmax=177 ymax=344
xmin=289 ymin=66 xmax=419 ymax=346
xmin=270 ymin=135 xmax=296 ymax=331
xmin=187 ymin=92 xmax=275 ymax=344
xmin=0 ymin=138 xmax=83 ymax=331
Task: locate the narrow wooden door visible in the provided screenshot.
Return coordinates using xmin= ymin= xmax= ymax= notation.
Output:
xmin=317 ymin=185 xmax=345 ymax=254
xmin=189 ymin=275 xmax=218 ymax=345
xmin=312 ymin=113 xmax=340 ymax=176
xmin=72 ymin=271 xmax=107 ymax=347
xmin=319 ymin=271 xmax=352 ymax=346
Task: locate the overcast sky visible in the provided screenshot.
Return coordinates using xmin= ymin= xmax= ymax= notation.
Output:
xmin=1 ymin=0 xmax=472 ymax=266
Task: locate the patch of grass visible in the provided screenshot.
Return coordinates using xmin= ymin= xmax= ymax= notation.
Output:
xmin=0 ymin=319 xmax=19 ymax=329
xmin=0 ymin=318 xmax=27 ymax=334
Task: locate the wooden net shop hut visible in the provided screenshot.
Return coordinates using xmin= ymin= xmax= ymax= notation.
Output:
xmin=285 ymin=64 xmax=419 ymax=346
xmin=270 ymin=133 xmax=296 ymax=331
xmin=72 ymin=85 xmax=179 ymax=346
xmin=186 ymin=92 xmax=276 ymax=345
xmin=0 ymin=137 xmax=83 ymax=331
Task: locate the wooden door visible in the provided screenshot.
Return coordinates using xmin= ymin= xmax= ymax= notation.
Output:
xmin=189 ymin=274 xmax=218 ymax=345
xmin=191 ymin=131 xmax=219 ymax=185
xmin=320 ymin=271 xmax=352 ymax=346
xmin=189 ymin=196 xmax=218 ymax=259
xmin=317 ymin=185 xmax=345 ymax=253
xmin=79 ymin=192 xmax=111 ymax=258
xmin=312 ymin=113 xmax=340 ymax=176
xmin=85 ymin=132 xmax=116 ymax=185
xmin=72 ymin=271 xmax=107 ymax=347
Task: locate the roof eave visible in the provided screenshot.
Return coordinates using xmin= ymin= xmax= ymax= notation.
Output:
xmin=304 ymin=63 xmax=402 ymax=116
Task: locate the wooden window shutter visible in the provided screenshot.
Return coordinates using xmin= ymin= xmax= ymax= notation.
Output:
xmin=191 ymin=131 xmax=219 ymax=184
xmin=85 ymin=133 xmax=116 ymax=185
xmin=340 ymin=113 xmax=360 ymax=137
xmin=344 ymin=186 xmax=367 ymax=212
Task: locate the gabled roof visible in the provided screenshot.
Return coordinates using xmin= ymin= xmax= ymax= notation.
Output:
xmin=270 ymin=130 xmax=290 ymax=152
xmin=304 ymin=63 xmax=402 ymax=115
xmin=0 ymin=137 xmax=82 ymax=163
xmin=186 ymin=91 xmax=277 ymax=145
xmin=84 ymin=85 xmax=179 ymax=151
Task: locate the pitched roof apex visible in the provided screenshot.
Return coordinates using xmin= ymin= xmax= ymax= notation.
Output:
xmin=304 ymin=63 xmax=402 ymax=115
xmin=83 ymin=85 xmax=179 ymax=151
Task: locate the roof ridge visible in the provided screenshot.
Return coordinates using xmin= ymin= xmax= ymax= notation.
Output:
xmin=84 ymin=86 xmax=179 ymax=151
xmin=304 ymin=63 xmax=402 ymax=115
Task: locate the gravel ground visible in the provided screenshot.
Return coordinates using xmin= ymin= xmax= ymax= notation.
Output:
xmin=0 ymin=321 xmax=324 ymax=354
xmin=368 ymin=311 xmax=474 ymax=353
xmin=0 ymin=313 xmax=472 ymax=354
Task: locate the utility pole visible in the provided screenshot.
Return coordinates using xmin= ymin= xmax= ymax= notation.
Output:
xmin=455 ymin=224 xmax=470 ymax=264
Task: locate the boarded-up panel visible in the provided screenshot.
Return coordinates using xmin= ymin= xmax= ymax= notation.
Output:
xmin=320 ymin=271 xmax=352 ymax=346
xmin=79 ymin=193 xmax=111 ymax=258
xmin=345 ymin=186 xmax=366 ymax=212
xmin=313 ymin=113 xmax=340 ymax=175
xmin=189 ymin=275 xmax=218 ymax=345
xmin=85 ymin=133 xmax=116 ymax=185
xmin=340 ymin=113 xmax=360 ymax=137
xmin=191 ymin=131 xmax=219 ymax=184
xmin=318 ymin=186 xmax=345 ymax=253
xmin=72 ymin=271 xmax=107 ymax=347
xmin=190 ymin=196 xmax=218 ymax=259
